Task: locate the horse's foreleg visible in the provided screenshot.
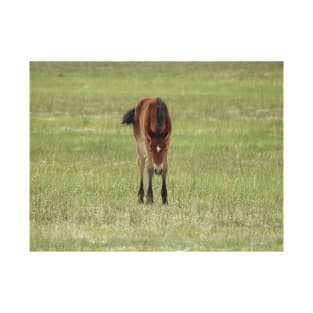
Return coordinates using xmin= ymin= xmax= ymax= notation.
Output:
xmin=136 ymin=140 xmax=145 ymax=203
xmin=137 ymin=158 xmax=145 ymax=203
xmin=161 ymin=175 xmax=168 ymax=204
xmin=146 ymin=163 xmax=154 ymax=204
xmin=161 ymin=160 xmax=168 ymax=204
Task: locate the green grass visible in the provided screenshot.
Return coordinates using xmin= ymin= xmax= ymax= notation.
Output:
xmin=30 ymin=62 xmax=283 ymax=251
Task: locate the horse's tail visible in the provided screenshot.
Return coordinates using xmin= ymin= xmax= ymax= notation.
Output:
xmin=122 ymin=108 xmax=135 ymax=124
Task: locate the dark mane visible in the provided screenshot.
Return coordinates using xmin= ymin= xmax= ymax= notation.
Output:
xmin=156 ymin=97 xmax=165 ymax=137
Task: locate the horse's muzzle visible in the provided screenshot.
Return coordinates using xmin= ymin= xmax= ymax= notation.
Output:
xmin=154 ymin=167 xmax=163 ymax=175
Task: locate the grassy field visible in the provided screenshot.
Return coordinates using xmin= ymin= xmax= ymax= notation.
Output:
xmin=30 ymin=62 xmax=283 ymax=251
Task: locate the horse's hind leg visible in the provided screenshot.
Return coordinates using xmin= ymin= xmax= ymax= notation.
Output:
xmin=136 ymin=139 xmax=145 ymax=203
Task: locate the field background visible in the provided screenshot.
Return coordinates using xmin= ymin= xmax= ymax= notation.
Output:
xmin=30 ymin=62 xmax=283 ymax=251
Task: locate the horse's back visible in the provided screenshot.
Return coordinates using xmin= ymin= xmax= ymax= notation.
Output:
xmin=134 ymin=98 xmax=155 ymax=136
xmin=135 ymin=98 xmax=155 ymax=118
xmin=134 ymin=97 xmax=171 ymax=139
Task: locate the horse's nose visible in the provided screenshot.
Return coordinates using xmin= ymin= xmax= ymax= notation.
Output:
xmin=154 ymin=168 xmax=163 ymax=175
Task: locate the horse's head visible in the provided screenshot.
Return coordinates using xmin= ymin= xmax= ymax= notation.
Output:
xmin=147 ymin=129 xmax=170 ymax=175
xmin=144 ymin=98 xmax=172 ymax=175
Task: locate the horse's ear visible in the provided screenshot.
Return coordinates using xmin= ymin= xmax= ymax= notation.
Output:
xmin=162 ymin=112 xmax=172 ymax=139
xmin=161 ymin=128 xmax=168 ymax=138
xmin=147 ymin=127 xmax=154 ymax=138
xmin=162 ymin=120 xmax=171 ymax=139
xmin=147 ymin=118 xmax=155 ymax=138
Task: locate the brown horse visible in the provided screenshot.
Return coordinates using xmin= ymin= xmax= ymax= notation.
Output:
xmin=122 ymin=97 xmax=172 ymax=204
